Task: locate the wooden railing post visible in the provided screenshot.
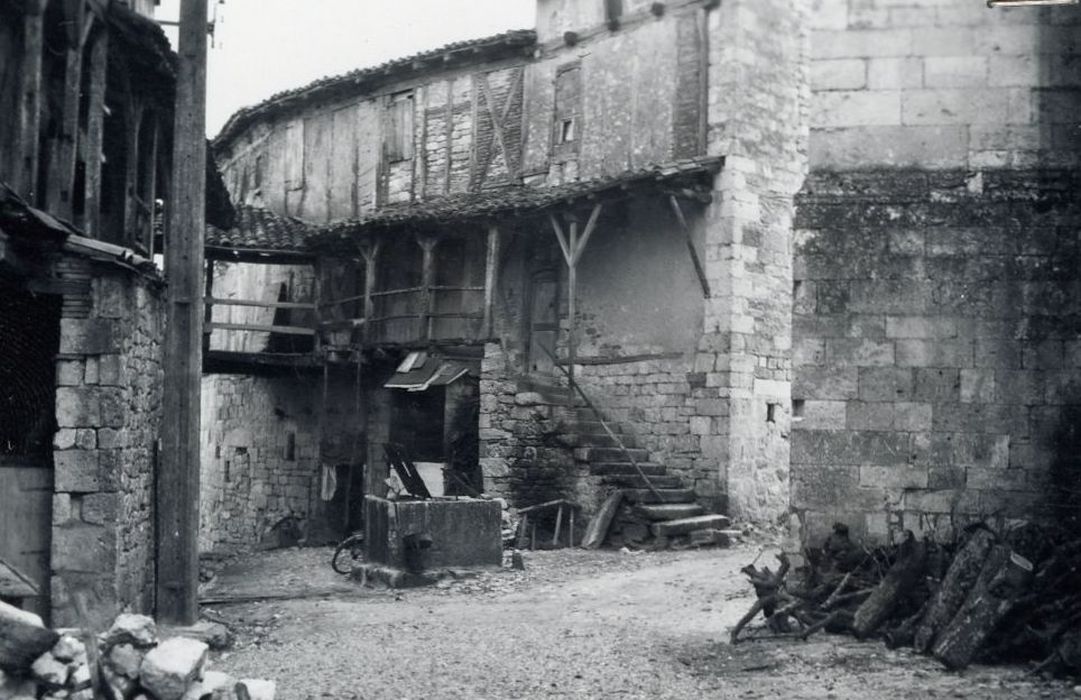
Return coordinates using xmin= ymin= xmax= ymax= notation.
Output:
xmin=483 ymin=224 xmax=500 ymax=339
xmin=360 ymin=241 xmax=381 ymax=343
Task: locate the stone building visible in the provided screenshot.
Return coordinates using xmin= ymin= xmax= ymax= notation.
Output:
xmin=0 ymin=0 xmax=230 ymax=626
xmin=206 ymin=0 xmax=1081 ymax=553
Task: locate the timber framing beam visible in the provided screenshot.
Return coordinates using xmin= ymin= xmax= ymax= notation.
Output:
xmin=549 ymin=202 xmax=603 ymax=397
xmin=668 ymin=194 xmax=710 ymax=299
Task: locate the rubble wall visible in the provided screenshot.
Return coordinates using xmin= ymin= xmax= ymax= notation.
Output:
xmin=51 ymin=267 xmax=164 ymax=628
xmin=793 ymin=170 xmax=1081 ymax=544
xmin=199 ymin=374 xmax=323 ymax=554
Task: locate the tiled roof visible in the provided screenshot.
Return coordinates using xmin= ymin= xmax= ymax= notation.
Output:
xmin=214 ymin=29 xmax=537 ymax=148
xmin=204 ymin=158 xmax=723 ymax=255
xmin=313 ymin=157 xmax=723 ymax=246
xmin=205 ymin=205 xmax=317 ymax=253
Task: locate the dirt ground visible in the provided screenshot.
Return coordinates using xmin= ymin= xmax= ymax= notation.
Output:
xmin=202 ymin=544 xmax=1077 ymax=699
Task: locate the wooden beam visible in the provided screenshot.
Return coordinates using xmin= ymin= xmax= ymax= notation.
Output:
xmin=123 ymin=103 xmax=145 ymax=248
xmin=142 ymin=116 xmax=160 ymax=255
xmin=202 ymin=258 xmax=213 ymax=353
xmin=82 ymin=30 xmax=108 ymax=234
xmin=360 ymin=240 xmax=381 ymax=343
xmin=417 ymin=235 xmax=438 ymax=340
xmin=567 ymin=220 xmax=578 ymax=396
xmin=570 ymin=203 xmax=603 ymax=268
xmin=549 ymin=214 xmax=571 ymax=264
xmin=668 ymin=195 xmax=711 ymax=299
xmin=204 ymin=297 xmax=316 ymax=310
xmin=483 ymin=224 xmax=499 ymax=338
xmin=49 ymin=0 xmax=87 ymax=220
xmin=206 ymin=322 xmax=315 ymax=336
xmin=158 ymin=0 xmax=208 ymax=627
xmin=16 ymin=0 xmax=46 ymax=201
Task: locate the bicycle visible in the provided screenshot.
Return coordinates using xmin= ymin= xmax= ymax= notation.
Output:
xmin=331 ymin=531 xmax=365 ymax=575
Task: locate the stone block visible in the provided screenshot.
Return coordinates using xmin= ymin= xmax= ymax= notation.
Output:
xmin=994 ymin=370 xmax=1045 ymax=405
xmin=81 ymin=492 xmax=119 ymax=525
xmin=182 ymin=671 xmax=236 ymax=700
xmin=56 ymin=360 xmax=84 ymax=386
xmin=31 ymin=652 xmax=69 ymax=686
xmin=960 ymin=369 xmax=996 ymax=403
xmin=140 ymin=638 xmax=209 ymax=700
xmin=796 ymin=400 xmax=846 ymax=430
xmin=54 ymin=450 xmax=106 ymax=492
xmin=104 ymin=613 xmax=158 ymax=649
xmin=812 ymin=29 xmax=913 ymax=60
xmin=867 ymin=57 xmax=924 ymax=90
xmin=902 ymin=88 xmax=1012 ymax=126
xmin=235 ymin=679 xmax=277 ymax=700
xmin=53 ymin=429 xmax=77 ymax=450
xmin=52 ymin=493 xmax=72 ymax=525
xmin=846 ymin=401 xmax=893 ymax=431
xmin=812 ymin=59 xmax=867 ymax=90
xmin=811 ymin=125 xmax=969 ymax=169
xmin=75 ymin=429 xmax=96 ymax=450
xmin=813 ymin=90 xmax=902 ymax=127
xmin=896 ymin=340 xmax=973 ymax=368
xmin=59 ymin=318 xmax=119 ymax=355
xmin=55 ymin=387 xmax=102 ymax=428
xmin=793 ymin=367 xmax=859 ymax=400
xmin=52 ymin=524 xmax=116 ymax=574
xmin=859 ymin=465 xmax=929 ymax=490
xmin=885 ymin=316 xmax=957 ymax=339
xmin=975 ymin=338 xmax=1021 ymax=369
xmin=827 ymin=338 xmax=895 ymax=367
xmin=895 ymin=402 xmax=933 ymax=431
xmin=858 ymin=367 xmax=914 ymax=401
xmin=923 ymin=56 xmax=988 ymax=88
xmin=902 ymin=489 xmax=981 ymax=514
xmin=98 ymin=354 xmax=122 ymax=386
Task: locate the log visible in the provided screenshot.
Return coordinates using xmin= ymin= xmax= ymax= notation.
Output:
xmin=913 ymin=527 xmax=995 ymax=653
xmin=0 ymin=613 xmax=58 ymax=672
xmin=932 ymin=544 xmax=1034 ymax=670
xmin=581 ymin=491 xmax=623 ymax=549
xmin=852 ymin=532 xmax=927 ymax=639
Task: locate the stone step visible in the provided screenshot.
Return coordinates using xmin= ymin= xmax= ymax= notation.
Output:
xmin=622 ymin=488 xmax=696 ymax=504
xmin=602 ymin=474 xmax=684 ymax=489
xmin=589 ymin=461 xmax=666 ymax=476
xmin=576 ymin=446 xmax=651 ymax=463
xmin=651 ymin=514 xmax=732 ymax=538
xmin=635 ymin=503 xmax=705 ymax=521
xmin=564 ymin=433 xmax=639 ymax=449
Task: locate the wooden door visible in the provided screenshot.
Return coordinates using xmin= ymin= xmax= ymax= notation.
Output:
xmin=527 ymin=271 xmax=559 ymax=374
xmin=0 ymin=458 xmax=52 ymax=618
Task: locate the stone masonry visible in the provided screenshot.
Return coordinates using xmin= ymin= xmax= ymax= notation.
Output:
xmin=51 ymin=269 xmax=164 ymax=628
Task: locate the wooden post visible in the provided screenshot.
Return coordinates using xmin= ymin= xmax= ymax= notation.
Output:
xmin=82 ymin=30 xmax=108 ymax=235
xmin=668 ymin=195 xmax=711 ymax=299
xmin=552 ymin=504 xmax=563 ymax=546
xmin=483 ymin=224 xmax=500 ymax=339
xmin=202 ymin=257 xmax=214 ymax=353
xmin=123 ymin=103 xmax=144 ymax=248
xmin=418 ymin=235 xmax=438 ymax=341
xmin=48 ymin=1 xmax=87 ymax=220
xmin=142 ymin=117 xmax=160 ymax=254
xmin=548 ymin=203 xmax=602 ymax=403
xmin=158 ymin=0 xmax=208 ymax=626
xmin=16 ymin=0 xmax=46 ymax=201
xmin=360 ymin=241 xmax=381 ymax=343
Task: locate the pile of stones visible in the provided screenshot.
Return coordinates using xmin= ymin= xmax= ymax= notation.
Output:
xmin=1 ymin=604 xmax=274 ymax=700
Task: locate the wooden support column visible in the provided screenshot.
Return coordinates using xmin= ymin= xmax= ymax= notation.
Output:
xmin=82 ymin=30 xmax=108 ymax=235
xmin=142 ymin=117 xmax=160 ymax=255
xmin=549 ymin=203 xmax=602 ymax=397
xmin=48 ymin=2 xmax=89 ymax=220
xmin=417 ymin=235 xmax=438 ymax=341
xmin=312 ymin=257 xmax=323 ymax=355
xmin=668 ymin=195 xmax=711 ymax=299
xmin=202 ymin=258 xmax=214 ymax=353
xmin=158 ymin=0 xmax=208 ymax=626
xmin=360 ymin=241 xmax=381 ymax=343
xmin=483 ymin=224 xmax=500 ymax=339
xmin=16 ymin=0 xmax=47 ymax=201
xmin=123 ymin=104 xmax=145 ymax=247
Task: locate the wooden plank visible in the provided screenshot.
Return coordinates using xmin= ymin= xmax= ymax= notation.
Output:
xmin=418 ymin=236 xmax=438 ymax=340
xmin=142 ymin=116 xmax=160 ymax=255
xmin=567 ymin=220 xmax=578 ymax=397
xmin=123 ymin=102 xmax=145 ymax=247
xmin=443 ymin=79 xmax=453 ymax=195
xmin=668 ymin=195 xmax=711 ymax=299
xmin=361 ymin=241 xmax=380 ymax=343
xmin=202 ymin=258 xmax=214 ymax=353
xmin=207 ymin=322 xmax=315 ymax=336
xmin=570 ymin=203 xmax=603 ymax=268
xmin=205 ymin=297 xmax=316 ymax=310
xmin=16 ymin=0 xmax=46 ymax=201
xmin=552 ymin=504 xmax=563 ymax=546
xmin=83 ymin=28 xmax=108 ymax=233
xmin=158 ymin=0 xmax=208 ymax=627
xmin=49 ymin=0 xmax=87 ymax=219
xmin=581 ymin=491 xmax=623 ymax=549
xmin=483 ymin=225 xmax=499 ymax=338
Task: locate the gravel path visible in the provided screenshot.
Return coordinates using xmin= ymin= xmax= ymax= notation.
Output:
xmin=206 ymin=546 xmax=1073 ymax=699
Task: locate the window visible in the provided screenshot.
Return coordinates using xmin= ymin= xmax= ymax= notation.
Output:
xmin=552 ymin=63 xmax=582 ymax=157
xmin=385 ymin=91 xmax=415 ymax=162
xmin=605 ymin=0 xmax=623 ymax=29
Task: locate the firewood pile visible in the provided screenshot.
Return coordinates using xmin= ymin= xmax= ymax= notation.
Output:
xmin=731 ymin=520 xmax=1081 ymax=678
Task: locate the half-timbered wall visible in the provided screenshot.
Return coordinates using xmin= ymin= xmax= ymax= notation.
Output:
xmin=216 ymin=2 xmax=708 ymax=221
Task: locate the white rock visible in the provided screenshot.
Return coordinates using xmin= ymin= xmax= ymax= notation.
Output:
xmin=51 ymin=635 xmax=86 ymax=663
xmin=139 ymin=638 xmax=208 ymax=700
xmin=183 ymin=670 xmax=236 ymax=700
xmin=69 ymin=664 xmax=90 ymax=687
xmin=30 ymin=652 xmax=69 ymax=686
xmin=235 ymin=679 xmax=276 ymax=700
xmin=105 ymin=613 xmax=158 ymax=648
xmin=0 ymin=600 xmax=44 ymax=628
xmin=105 ymin=643 xmax=143 ymax=679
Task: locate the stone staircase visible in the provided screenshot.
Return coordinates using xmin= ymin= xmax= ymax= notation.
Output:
xmin=518 ymin=376 xmax=731 ymax=548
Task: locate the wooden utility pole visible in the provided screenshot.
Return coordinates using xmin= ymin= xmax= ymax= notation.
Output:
xmin=157 ymin=0 xmax=208 ymax=625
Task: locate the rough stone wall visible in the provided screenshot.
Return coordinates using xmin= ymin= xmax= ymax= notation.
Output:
xmin=793 ymin=170 xmax=1081 ymax=544
xmin=700 ymin=0 xmax=809 ymax=522
xmin=51 ymin=268 xmax=164 ymax=628
xmin=199 ymin=374 xmax=323 ymax=554
xmin=810 ymin=0 xmax=1081 ymax=170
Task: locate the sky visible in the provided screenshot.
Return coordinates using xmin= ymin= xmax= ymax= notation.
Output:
xmin=156 ymin=0 xmax=536 ymax=138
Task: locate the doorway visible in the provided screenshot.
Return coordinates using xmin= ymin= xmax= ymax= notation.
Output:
xmin=526 ymin=269 xmax=560 ymax=374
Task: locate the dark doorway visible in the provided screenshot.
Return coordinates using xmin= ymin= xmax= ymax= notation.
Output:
xmin=527 ymin=269 xmax=560 ymax=374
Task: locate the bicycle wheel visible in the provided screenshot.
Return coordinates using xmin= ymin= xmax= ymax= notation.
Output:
xmin=331 ymin=534 xmax=363 ymax=574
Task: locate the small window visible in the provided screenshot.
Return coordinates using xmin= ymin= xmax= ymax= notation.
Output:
xmin=605 ymin=0 xmax=623 ymax=29
xmin=559 ymin=119 xmax=575 ymax=144
xmin=254 ymin=154 xmax=265 ymax=191
xmin=385 ymin=91 xmax=415 ymax=162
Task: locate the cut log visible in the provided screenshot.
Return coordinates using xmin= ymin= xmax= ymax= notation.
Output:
xmin=581 ymin=491 xmax=623 ymax=549
xmin=0 ymin=615 xmax=58 ymax=672
xmin=852 ymin=532 xmax=927 ymax=639
xmin=932 ymin=545 xmax=1034 ymax=670
xmin=913 ymin=526 xmax=995 ymax=653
